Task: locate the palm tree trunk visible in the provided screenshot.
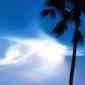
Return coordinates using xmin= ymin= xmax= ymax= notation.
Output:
xmin=69 ymin=41 xmax=77 ymax=85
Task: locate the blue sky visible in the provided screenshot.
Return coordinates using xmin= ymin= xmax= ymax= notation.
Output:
xmin=0 ymin=0 xmax=85 ymax=85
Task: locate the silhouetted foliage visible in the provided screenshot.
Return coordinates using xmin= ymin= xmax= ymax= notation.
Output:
xmin=45 ymin=0 xmax=65 ymax=10
xmin=41 ymin=9 xmax=56 ymax=18
xmin=52 ymin=20 xmax=67 ymax=36
xmin=73 ymin=30 xmax=83 ymax=44
xmin=62 ymin=10 xmax=73 ymax=20
xmin=41 ymin=0 xmax=85 ymax=85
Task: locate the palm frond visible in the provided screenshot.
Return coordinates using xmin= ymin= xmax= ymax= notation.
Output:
xmin=41 ymin=9 xmax=51 ymax=16
xmin=50 ymin=9 xmax=56 ymax=18
xmin=52 ymin=20 xmax=67 ymax=36
xmin=41 ymin=9 xmax=56 ymax=18
xmin=45 ymin=0 xmax=57 ymax=6
xmin=82 ymin=7 xmax=85 ymax=14
xmin=62 ymin=10 xmax=73 ymax=20
xmin=73 ymin=30 xmax=83 ymax=43
xmin=45 ymin=0 xmax=65 ymax=11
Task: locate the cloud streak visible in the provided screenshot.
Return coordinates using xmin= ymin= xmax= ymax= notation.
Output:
xmin=0 ymin=34 xmax=84 ymax=82
xmin=0 ymin=35 xmax=67 ymax=68
xmin=0 ymin=34 xmax=84 ymax=66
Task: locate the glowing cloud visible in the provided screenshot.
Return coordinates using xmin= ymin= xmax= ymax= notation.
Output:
xmin=0 ymin=35 xmax=84 ymax=81
xmin=0 ymin=35 xmax=68 ymax=71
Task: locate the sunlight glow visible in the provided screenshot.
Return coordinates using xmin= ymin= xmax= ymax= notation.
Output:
xmin=0 ymin=35 xmax=69 ymax=77
xmin=0 ymin=35 xmax=84 ymax=80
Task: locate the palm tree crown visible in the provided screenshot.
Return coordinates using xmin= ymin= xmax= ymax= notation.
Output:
xmin=41 ymin=0 xmax=84 ymax=41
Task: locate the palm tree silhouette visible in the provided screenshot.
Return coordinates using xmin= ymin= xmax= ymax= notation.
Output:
xmin=41 ymin=0 xmax=85 ymax=85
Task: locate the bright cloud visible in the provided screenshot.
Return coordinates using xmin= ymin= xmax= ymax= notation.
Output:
xmin=0 ymin=35 xmax=84 ymax=67
xmin=0 ymin=35 xmax=69 ymax=81
xmin=0 ymin=35 xmax=84 ymax=81
xmin=0 ymin=35 xmax=67 ymax=69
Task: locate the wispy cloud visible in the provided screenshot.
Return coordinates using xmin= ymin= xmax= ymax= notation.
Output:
xmin=0 ymin=34 xmax=84 ymax=66
xmin=0 ymin=35 xmax=84 ymax=83
xmin=0 ymin=35 xmax=67 ymax=68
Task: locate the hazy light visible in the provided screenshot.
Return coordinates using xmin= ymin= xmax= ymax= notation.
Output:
xmin=0 ymin=36 xmax=68 ymax=72
xmin=0 ymin=35 xmax=84 ymax=80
